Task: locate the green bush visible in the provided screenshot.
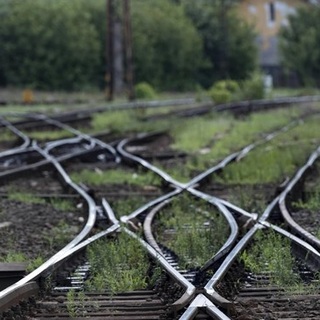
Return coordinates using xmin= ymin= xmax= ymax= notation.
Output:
xmin=0 ymin=0 xmax=101 ymax=90
xmin=208 ymin=80 xmax=240 ymax=104
xmin=208 ymin=87 xmax=232 ymax=104
xmin=214 ymin=80 xmax=240 ymax=93
xmin=132 ymin=0 xmax=202 ymax=90
xmin=134 ymin=82 xmax=157 ymax=100
xmin=239 ymin=72 xmax=265 ymax=100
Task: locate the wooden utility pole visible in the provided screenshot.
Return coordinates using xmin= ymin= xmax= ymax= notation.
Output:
xmin=106 ymin=0 xmax=114 ymax=101
xmin=123 ymin=0 xmax=135 ymax=100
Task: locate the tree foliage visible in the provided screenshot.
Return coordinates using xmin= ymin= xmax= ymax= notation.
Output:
xmin=0 ymin=0 xmax=258 ymax=92
xmin=279 ymin=7 xmax=320 ymax=87
xmin=180 ymin=0 xmax=258 ymax=87
xmin=0 ymin=0 xmax=101 ymax=90
xmin=131 ymin=0 xmax=202 ymax=90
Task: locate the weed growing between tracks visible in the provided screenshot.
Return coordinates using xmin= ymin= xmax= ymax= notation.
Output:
xmin=0 ymin=251 xmax=44 ymax=272
xmin=291 ymin=161 xmax=320 ymax=238
xmin=161 ymin=107 xmax=306 ymax=180
xmin=0 ymin=130 xmax=16 ymax=142
xmin=27 ymin=129 xmax=74 ymax=141
xmin=66 ymin=289 xmax=88 ymax=318
xmin=157 ymin=194 xmax=228 ymax=269
xmin=85 ymin=232 xmax=151 ymax=294
xmin=218 ymin=116 xmax=320 ymax=185
xmin=240 ymin=229 xmax=320 ymax=293
xmin=70 ymin=167 xmax=161 ymax=187
xmin=7 ymin=187 xmax=75 ymax=211
xmin=294 ymin=161 xmax=320 ymax=213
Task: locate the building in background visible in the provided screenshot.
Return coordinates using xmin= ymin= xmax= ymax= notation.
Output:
xmin=238 ymin=0 xmax=318 ymax=86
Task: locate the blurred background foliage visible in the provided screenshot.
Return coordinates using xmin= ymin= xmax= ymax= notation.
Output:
xmin=0 ymin=0 xmax=258 ymax=92
xmin=279 ymin=6 xmax=320 ymax=88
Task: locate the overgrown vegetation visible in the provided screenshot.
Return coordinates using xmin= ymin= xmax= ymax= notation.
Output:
xmin=241 ymin=230 xmax=299 ymax=289
xmin=7 ymin=190 xmax=74 ymax=212
xmin=280 ymin=6 xmax=320 ymax=87
xmin=0 ymin=0 xmax=258 ymax=91
xmin=70 ymin=167 xmax=161 ymax=187
xmin=27 ymin=129 xmax=74 ymax=141
xmin=241 ymin=229 xmax=319 ymax=293
xmin=86 ymin=232 xmax=151 ymax=294
xmin=134 ymin=82 xmax=157 ymax=100
xmin=208 ymin=73 xmax=265 ymax=104
xmin=45 ymin=220 xmax=77 ymax=250
xmin=167 ymin=107 xmax=305 ymax=180
xmin=217 ymin=116 xmax=320 ymax=185
xmin=66 ymin=289 xmax=87 ymax=318
xmin=157 ymin=194 xmax=228 ymax=269
xmin=0 ymin=251 xmax=44 ymax=272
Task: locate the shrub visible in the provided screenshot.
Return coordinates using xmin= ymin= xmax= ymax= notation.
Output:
xmin=239 ymin=72 xmax=265 ymax=100
xmin=208 ymin=87 xmax=232 ymax=104
xmin=214 ymin=80 xmax=240 ymax=93
xmin=134 ymin=82 xmax=157 ymax=100
xmin=208 ymin=80 xmax=240 ymax=104
xmin=0 ymin=0 xmax=101 ymax=90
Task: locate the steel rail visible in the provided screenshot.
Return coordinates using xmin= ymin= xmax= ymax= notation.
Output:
xmin=0 ymin=143 xmax=108 ymax=182
xmin=213 ymin=95 xmax=320 ymax=114
xmin=187 ymin=189 xmax=239 ymax=273
xmin=118 ymin=135 xmax=185 ymax=188
xmin=117 ymin=116 xmax=308 ymax=272
xmin=123 ymin=227 xmax=196 ymax=313
xmin=185 ymin=118 xmax=302 ymax=188
xmin=143 ymin=200 xmax=171 ymax=256
xmin=28 ymin=114 xmax=120 ymax=162
xmin=0 ymin=117 xmax=30 ymax=153
xmin=179 ymin=293 xmax=231 ymax=320
xmin=0 ymin=141 xmax=98 ymax=305
xmin=142 ymin=187 xmax=240 ymax=277
xmin=118 ymin=139 xmax=242 ymax=277
xmin=203 ymin=187 xmax=320 ymax=312
xmin=0 ymin=147 xmax=39 ymax=166
xmin=43 ymin=136 xmax=93 ymax=154
xmin=2 ymin=95 xmax=320 ymax=117
xmin=1 ymin=113 xmax=119 ymax=163
xmin=279 ymin=145 xmax=320 ymax=250
xmin=0 ymin=198 xmax=121 ymax=312
xmin=121 ymin=188 xmax=182 ymax=224
xmin=202 ymin=195 xmax=279 ymax=310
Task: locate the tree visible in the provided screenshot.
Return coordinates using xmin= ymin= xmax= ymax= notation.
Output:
xmin=0 ymin=0 xmax=101 ymax=90
xmin=131 ymin=0 xmax=202 ymax=90
xmin=179 ymin=0 xmax=258 ymax=87
xmin=279 ymin=6 xmax=320 ymax=87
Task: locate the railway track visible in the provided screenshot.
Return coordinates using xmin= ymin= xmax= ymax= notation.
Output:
xmin=0 ymin=98 xmax=320 ymax=319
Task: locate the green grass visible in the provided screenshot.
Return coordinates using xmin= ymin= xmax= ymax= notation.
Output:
xmin=294 ymin=192 xmax=320 ymax=212
xmin=240 ymin=229 xmax=320 ymax=293
xmin=7 ymin=190 xmax=74 ymax=211
xmin=157 ymin=194 xmax=229 ymax=269
xmin=241 ymin=230 xmax=299 ymax=288
xmin=45 ymin=220 xmax=77 ymax=250
xmin=86 ymin=232 xmax=150 ymax=294
xmin=272 ymin=87 xmax=320 ymax=98
xmin=0 ymin=251 xmax=44 ymax=272
xmin=49 ymin=198 xmax=75 ymax=211
xmin=27 ymin=129 xmax=74 ymax=140
xmin=0 ymin=130 xmax=16 ymax=142
xmin=171 ymin=114 xmax=232 ymax=153
xmin=7 ymin=191 xmax=46 ymax=205
xmin=164 ymin=107 xmax=307 ymax=180
xmin=70 ymin=167 xmax=161 ymax=187
xmin=218 ymin=117 xmax=320 ymax=185
xmin=110 ymin=196 xmax=149 ymax=218
xmin=294 ymin=164 xmax=320 ymax=212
